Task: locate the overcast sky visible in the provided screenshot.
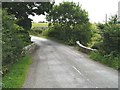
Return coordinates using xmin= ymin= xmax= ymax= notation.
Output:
xmin=29 ymin=0 xmax=120 ymax=23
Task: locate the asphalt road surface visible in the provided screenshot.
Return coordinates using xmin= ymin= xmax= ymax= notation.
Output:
xmin=23 ymin=36 xmax=118 ymax=88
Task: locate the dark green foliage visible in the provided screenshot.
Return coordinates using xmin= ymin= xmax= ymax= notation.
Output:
xmin=97 ymin=23 xmax=105 ymax=30
xmin=2 ymin=10 xmax=30 ymax=66
xmin=47 ymin=2 xmax=89 ymax=26
xmin=73 ymin=23 xmax=92 ymax=45
xmin=92 ymin=17 xmax=119 ymax=55
xmin=44 ymin=23 xmax=92 ymax=45
xmin=108 ymin=14 xmax=118 ymax=24
xmin=90 ymin=51 xmax=120 ymax=69
xmin=30 ymin=27 xmax=43 ymax=36
xmin=2 ymin=2 xmax=54 ymax=67
xmin=101 ymin=24 xmax=120 ymax=55
xmin=92 ymin=42 xmax=102 ymax=50
xmin=2 ymin=2 xmax=54 ymax=30
xmin=90 ymin=16 xmax=120 ymax=69
xmin=46 ymin=2 xmax=92 ymax=45
xmin=17 ymin=18 xmax=32 ymax=30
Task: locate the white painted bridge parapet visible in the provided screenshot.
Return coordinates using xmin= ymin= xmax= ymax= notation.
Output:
xmin=76 ymin=41 xmax=97 ymax=53
xmin=22 ymin=43 xmax=37 ymax=54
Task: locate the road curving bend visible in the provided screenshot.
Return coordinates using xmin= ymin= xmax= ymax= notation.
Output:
xmin=23 ymin=36 xmax=118 ymax=88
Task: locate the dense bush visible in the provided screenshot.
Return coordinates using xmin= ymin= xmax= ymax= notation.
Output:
xmin=90 ymin=51 xmax=119 ymax=69
xmin=43 ymin=23 xmax=92 ymax=45
xmin=29 ymin=27 xmax=43 ymax=35
xmin=73 ymin=23 xmax=92 ymax=46
xmin=2 ymin=2 xmax=53 ymax=30
xmin=90 ymin=22 xmax=120 ymax=69
xmin=46 ymin=2 xmax=89 ymax=26
xmin=89 ymin=24 xmax=102 ymax=48
xmin=90 ymin=22 xmax=119 ymax=55
xmin=101 ymin=24 xmax=120 ymax=55
xmin=2 ymin=10 xmax=30 ymax=66
xmin=45 ymin=2 xmax=92 ymax=46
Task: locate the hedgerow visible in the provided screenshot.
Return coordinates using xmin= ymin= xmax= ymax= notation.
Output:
xmin=2 ymin=10 xmax=30 ymax=67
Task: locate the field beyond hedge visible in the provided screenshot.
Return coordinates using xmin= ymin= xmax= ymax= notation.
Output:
xmin=32 ymin=22 xmax=48 ymax=28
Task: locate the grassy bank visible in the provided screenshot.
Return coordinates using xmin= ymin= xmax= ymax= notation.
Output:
xmin=89 ymin=51 xmax=119 ymax=69
xmin=2 ymin=55 xmax=32 ymax=88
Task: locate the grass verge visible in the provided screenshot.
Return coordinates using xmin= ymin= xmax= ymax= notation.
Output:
xmin=2 ymin=54 xmax=32 ymax=88
xmin=89 ymin=51 xmax=120 ymax=69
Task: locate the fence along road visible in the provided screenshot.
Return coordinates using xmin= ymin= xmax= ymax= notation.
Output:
xmin=23 ymin=36 xmax=118 ymax=88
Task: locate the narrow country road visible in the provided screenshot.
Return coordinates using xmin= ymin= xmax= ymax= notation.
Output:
xmin=23 ymin=36 xmax=118 ymax=88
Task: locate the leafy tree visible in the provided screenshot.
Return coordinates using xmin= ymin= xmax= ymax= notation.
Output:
xmin=46 ymin=2 xmax=89 ymax=26
xmin=2 ymin=2 xmax=54 ymax=73
xmin=46 ymin=2 xmax=92 ymax=45
xmin=97 ymin=23 xmax=105 ymax=30
xmin=101 ymin=24 xmax=120 ymax=55
xmin=95 ymin=15 xmax=120 ymax=55
xmin=2 ymin=10 xmax=29 ymax=66
xmin=108 ymin=14 xmax=118 ymax=24
xmin=2 ymin=2 xmax=54 ymax=30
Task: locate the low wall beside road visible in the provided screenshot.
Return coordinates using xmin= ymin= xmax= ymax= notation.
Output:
xmin=23 ymin=43 xmax=37 ymax=54
xmin=76 ymin=41 xmax=97 ymax=53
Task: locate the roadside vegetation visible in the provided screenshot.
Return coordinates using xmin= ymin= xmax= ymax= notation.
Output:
xmin=2 ymin=10 xmax=30 ymax=66
xmin=32 ymin=2 xmax=119 ymax=69
xmin=90 ymin=51 xmax=119 ymax=69
xmin=2 ymin=2 xmax=54 ymax=88
xmin=44 ymin=2 xmax=92 ymax=46
xmin=2 ymin=9 xmax=31 ymax=89
xmin=2 ymin=1 xmax=119 ymax=89
xmin=90 ymin=21 xmax=120 ymax=69
xmin=2 ymin=55 xmax=32 ymax=88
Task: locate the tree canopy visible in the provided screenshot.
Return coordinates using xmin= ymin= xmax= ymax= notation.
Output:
xmin=2 ymin=2 xmax=54 ymax=67
xmin=2 ymin=10 xmax=30 ymax=66
xmin=2 ymin=2 xmax=54 ymax=30
xmin=45 ymin=2 xmax=92 ymax=45
xmin=46 ymin=2 xmax=89 ymax=26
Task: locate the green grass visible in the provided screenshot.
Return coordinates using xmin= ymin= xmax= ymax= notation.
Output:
xmin=32 ymin=22 xmax=48 ymax=28
xmin=89 ymin=51 xmax=119 ymax=69
xmin=2 ymin=54 xmax=32 ymax=88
